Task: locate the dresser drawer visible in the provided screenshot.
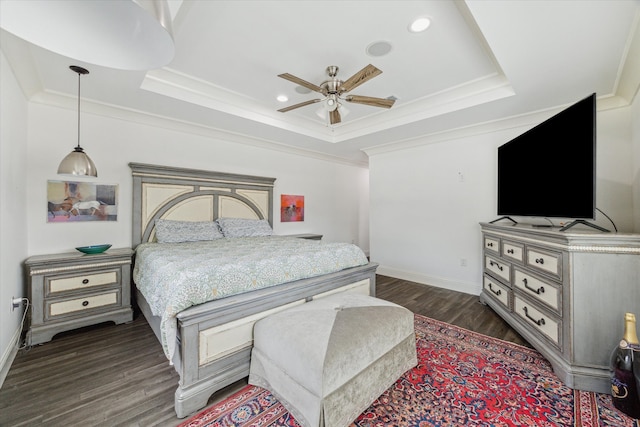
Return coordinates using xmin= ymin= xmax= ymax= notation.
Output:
xmin=483 ymin=274 xmax=511 ymax=309
xmin=502 ymin=240 xmax=524 ymax=263
xmin=485 ymin=255 xmax=510 ymax=282
xmin=526 ymin=246 xmax=562 ymax=279
xmin=46 ymin=290 xmax=120 ymax=320
xmin=513 ymin=268 xmax=561 ymax=314
xmin=513 ymin=295 xmax=561 ymax=348
xmin=484 ymin=235 xmax=500 ymax=255
xmin=47 ymin=270 xmax=119 ymax=295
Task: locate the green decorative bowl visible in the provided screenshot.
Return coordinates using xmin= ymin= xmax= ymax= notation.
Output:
xmin=75 ymin=244 xmax=112 ymax=254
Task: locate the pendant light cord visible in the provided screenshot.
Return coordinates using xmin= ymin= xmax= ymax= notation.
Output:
xmin=69 ymin=65 xmax=89 ymax=150
xmin=77 ymin=70 xmax=81 ymax=149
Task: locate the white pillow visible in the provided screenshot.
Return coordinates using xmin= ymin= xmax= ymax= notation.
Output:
xmin=216 ymin=217 xmax=273 ymax=238
xmin=155 ymin=219 xmax=223 ymax=243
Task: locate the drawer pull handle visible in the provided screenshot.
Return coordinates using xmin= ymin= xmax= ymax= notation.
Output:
xmin=82 ymin=279 xmax=89 ymax=284
xmin=523 ymin=306 xmax=545 ymax=326
xmin=535 ymin=258 xmax=545 ymax=265
xmin=488 ymin=283 xmax=502 ymax=296
xmin=487 ymin=242 xmax=494 ymax=247
xmin=522 ymin=278 xmax=545 ymax=295
xmin=489 ymin=260 xmax=504 ymax=271
xmin=82 ymin=300 xmax=89 ymax=307
xmin=507 ymin=249 xmax=514 ymax=254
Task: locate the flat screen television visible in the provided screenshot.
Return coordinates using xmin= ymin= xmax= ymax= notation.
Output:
xmin=497 ymin=93 xmax=596 ymax=222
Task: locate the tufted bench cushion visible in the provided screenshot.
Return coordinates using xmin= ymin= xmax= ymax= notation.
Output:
xmin=248 ymin=293 xmax=417 ymax=427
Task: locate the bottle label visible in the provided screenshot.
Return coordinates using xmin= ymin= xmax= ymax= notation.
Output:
xmin=611 ymin=376 xmax=629 ymax=399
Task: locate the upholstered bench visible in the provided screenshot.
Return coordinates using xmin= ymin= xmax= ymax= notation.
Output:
xmin=248 ymin=293 xmax=417 ymax=427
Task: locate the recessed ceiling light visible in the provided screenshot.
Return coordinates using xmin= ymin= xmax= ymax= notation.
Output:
xmin=409 ymin=16 xmax=431 ymax=33
xmin=366 ymin=41 xmax=393 ymax=57
xmin=277 ymin=95 xmax=288 ymax=102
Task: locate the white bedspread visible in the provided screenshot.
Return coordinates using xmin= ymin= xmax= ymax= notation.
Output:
xmin=133 ymin=236 xmax=369 ymax=361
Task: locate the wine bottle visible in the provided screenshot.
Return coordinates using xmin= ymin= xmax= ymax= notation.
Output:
xmin=610 ymin=312 xmax=640 ymax=419
xmin=635 ymin=349 xmax=640 ymax=418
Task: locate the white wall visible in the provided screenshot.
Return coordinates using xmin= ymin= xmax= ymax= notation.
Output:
xmin=0 ymin=50 xmax=28 ymax=384
xmin=25 ymin=103 xmax=369 ymax=255
xmin=369 ymin=105 xmax=637 ymax=295
xmin=632 ymin=94 xmax=640 ymax=232
xmin=597 ymin=106 xmax=635 ymax=232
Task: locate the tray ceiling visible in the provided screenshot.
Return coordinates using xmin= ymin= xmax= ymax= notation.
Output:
xmin=1 ymin=0 xmax=638 ymax=165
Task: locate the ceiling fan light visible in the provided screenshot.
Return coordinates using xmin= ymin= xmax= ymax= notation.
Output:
xmin=338 ymin=103 xmax=349 ymax=117
xmin=326 ymin=96 xmax=339 ymax=111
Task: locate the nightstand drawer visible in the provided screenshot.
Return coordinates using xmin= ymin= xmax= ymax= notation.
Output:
xmin=48 ymin=270 xmax=118 ymax=294
xmin=47 ymin=290 xmax=120 ymax=319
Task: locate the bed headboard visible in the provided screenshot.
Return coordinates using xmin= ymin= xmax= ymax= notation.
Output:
xmin=130 ymin=163 xmax=276 ymax=246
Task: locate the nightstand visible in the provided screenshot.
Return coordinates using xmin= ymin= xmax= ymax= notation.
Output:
xmin=282 ymin=233 xmax=323 ymax=240
xmin=24 ymin=248 xmax=134 ymax=345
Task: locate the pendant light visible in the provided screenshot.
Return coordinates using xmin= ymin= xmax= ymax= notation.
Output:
xmin=57 ymin=65 xmax=97 ymax=177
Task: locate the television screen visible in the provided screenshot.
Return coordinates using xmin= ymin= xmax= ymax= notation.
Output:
xmin=497 ymin=93 xmax=596 ymax=219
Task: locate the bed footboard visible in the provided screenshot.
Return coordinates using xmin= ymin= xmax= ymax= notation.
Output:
xmin=169 ymin=262 xmax=378 ymax=418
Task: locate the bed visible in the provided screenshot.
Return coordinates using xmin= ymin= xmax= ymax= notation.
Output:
xmin=129 ymin=163 xmax=378 ymax=418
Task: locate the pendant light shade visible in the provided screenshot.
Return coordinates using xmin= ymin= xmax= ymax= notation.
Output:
xmin=57 ymin=146 xmax=97 ymax=177
xmin=58 ymin=65 xmax=97 ymax=177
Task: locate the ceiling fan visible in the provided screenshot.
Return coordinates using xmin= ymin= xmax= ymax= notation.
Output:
xmin=277 ymin=64 xmax=395 ymax=125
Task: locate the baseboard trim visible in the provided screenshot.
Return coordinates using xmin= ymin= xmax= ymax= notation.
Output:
xmin=376 ymin=265 xmax=481 ymax=296
xmin=0 ymin=326 xmax=21 ymax=389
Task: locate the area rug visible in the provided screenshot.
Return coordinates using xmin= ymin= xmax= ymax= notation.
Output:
xmin=179 ymin=314 xmax=640 ymax=427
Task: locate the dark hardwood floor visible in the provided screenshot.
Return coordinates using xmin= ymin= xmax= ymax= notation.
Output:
xmin=0 ymin=275 xmax=529 ymax=426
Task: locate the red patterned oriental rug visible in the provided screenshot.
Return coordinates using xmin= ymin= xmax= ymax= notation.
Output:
xmin=179 ymin=314 xmax=640 ymax=427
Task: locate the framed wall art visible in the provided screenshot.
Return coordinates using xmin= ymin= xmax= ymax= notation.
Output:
xmin=280 ymin=194 xmax=304 ymax=222
xmin=47 ymin=180 xmax=118 ymax=222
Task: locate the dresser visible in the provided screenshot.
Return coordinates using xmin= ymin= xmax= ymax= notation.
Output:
xmin=24 ymin=248 xmax=134 ymax=345
xmin=479 ymin=222 xmax=640 ymax=393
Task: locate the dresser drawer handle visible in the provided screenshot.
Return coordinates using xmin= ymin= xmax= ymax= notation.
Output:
xmin=522 ymin=278 xmax=545 ymax=295
xmin=535 ymin=258 xmax=545 ymax=265
xmin=523 ymin=306 xmax=545 ymax=326
xmin=82 ymin=279 xmax=89 ymax=284
xmin=82 ymin=300 xmax=89 ymax=307
xmin=489 ymin=260 xmax=504 ymax=271
xmin=488 ymin=283 xmax=502 ymax=296
xmin=507 ymin=249 xmax=514 ymax=254
xmin=487 ymin=242 xmax=494 ymax=247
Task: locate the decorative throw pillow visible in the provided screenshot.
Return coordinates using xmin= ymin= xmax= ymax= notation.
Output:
xmin=216 ymin=217 xmax=273 ymax=238
xmin=155 ymin=219 xmax=223 ymax=243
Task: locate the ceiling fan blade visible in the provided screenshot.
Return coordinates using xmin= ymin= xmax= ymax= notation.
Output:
xmin=339 ymin=64 xmax=382 ymax=93
xmin=278 ymin=98 xmax=322 ymax=113
xmin=278 ymin=73 xmax=326 ymax=94
xmin=345 ymin=95 xmax=395 ymax=109
xmin=329 ymin=108 xmax=341 ymax=125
